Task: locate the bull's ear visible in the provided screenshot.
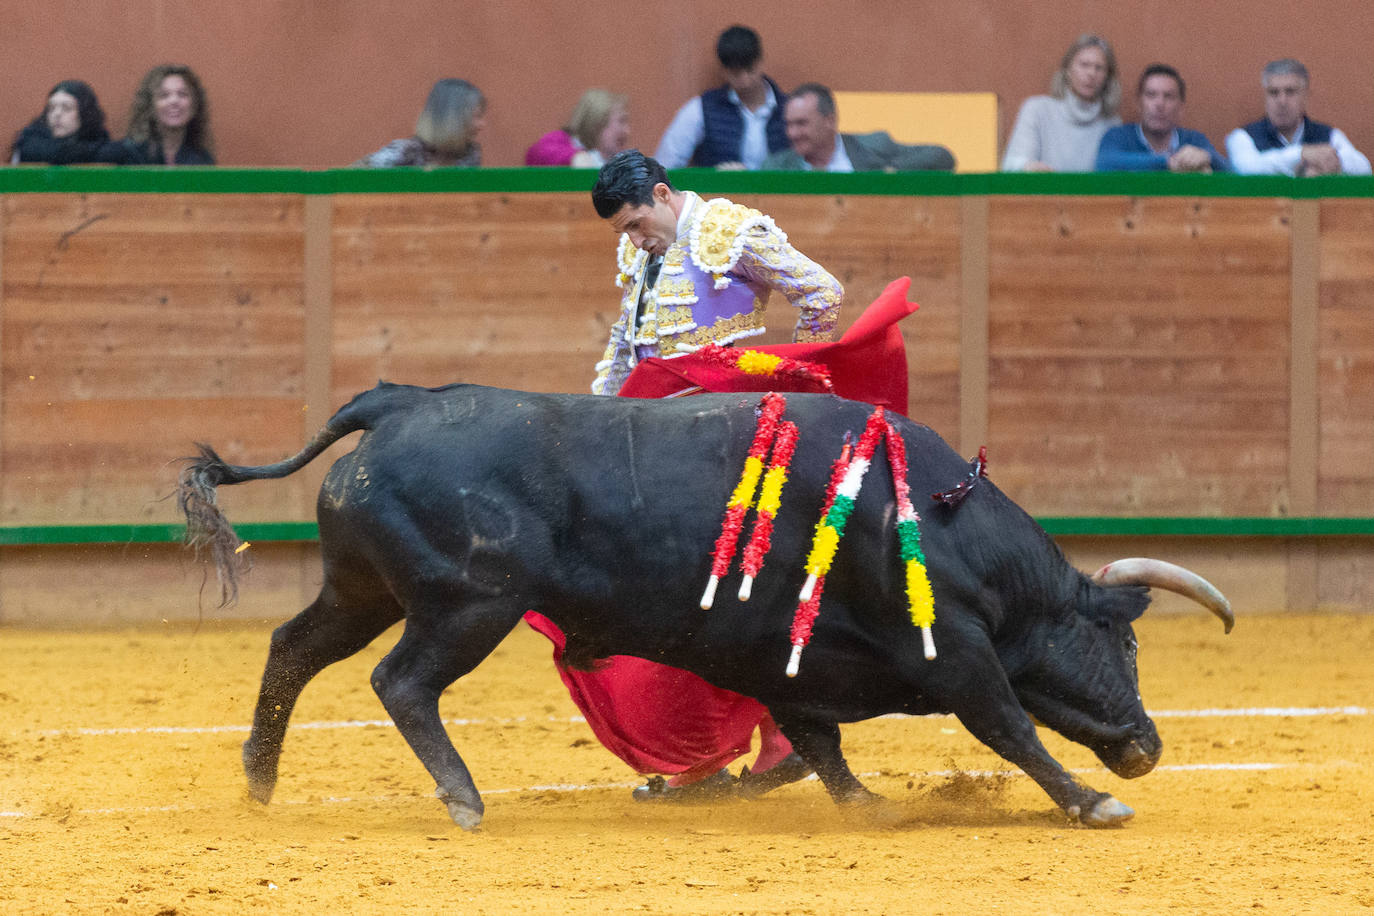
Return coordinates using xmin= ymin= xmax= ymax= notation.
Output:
xmin=1087 ymin=584 xmax=1151 ymax=624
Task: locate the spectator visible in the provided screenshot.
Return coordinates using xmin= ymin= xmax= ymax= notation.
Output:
xmin=654 ymin=25 xmax=788 ymax=170
xmin=525 ymin=89 xmax=631 ymax=168
xmin=9 ymin=80 xmax=120 ymax=165
xmin=761 ymin=83 xmax=955 ymax=171
xmin=1225 ymin=59 xmax=1371 ymax=176
xmin=354 ymin=78 xmax=486 ymax=168
xmin=1002 ymin=33 xmax=1122 ymax=172
xmin=1095 ymin=65 xmax=1228 ymax=173
xmin=118 ymin=64 xmax=215 ymax=165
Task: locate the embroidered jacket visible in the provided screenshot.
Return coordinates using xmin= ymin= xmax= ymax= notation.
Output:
xmin=592 ymin=193 xmax=843 ymax=395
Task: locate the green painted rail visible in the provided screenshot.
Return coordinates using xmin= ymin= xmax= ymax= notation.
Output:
xmin=3 ymin=166 xmax=1373 ymax=198
xmin=3 ymin=518 xmax=1374 ymax=547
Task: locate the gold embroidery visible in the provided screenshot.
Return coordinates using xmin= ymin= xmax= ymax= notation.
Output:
xmin=616 ymin=235 xmax=644 ymax=287
xmin=792 ymin=327 xmax=836 ymax=344
xmin=653 ymin=274 xmax=697 ymax=305
xmin=661 ymin=310 xmax=766 ymax=355
xmin=656 ymin=303 xmax=695 ymax=330
xmin=691 ymin=201 xmax=756 ymax=269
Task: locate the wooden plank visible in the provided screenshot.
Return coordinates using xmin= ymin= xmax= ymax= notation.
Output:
xmin=0 ymin=542 xmax=315 ymax=626
xmin=1314 ymin=199 xmax=1374 ymax=612
xmin=0 ymin=194 xmax=6 ymax=494
xmin=959 ymin=196 xmax=988 ymax=456
xmin=331 ymin=192 xmax=964 ymax=436
xmin=331 ymin=192 xmax=611 ymax=401
xmin=1316 ymin=199 xmax=1374 ymax=513
xmin=1289 ymin=200 xmax=1319 ymax=514
xmin=987 ymin=196 xmax=1292 ymax=517
xmin=756 ymin=194 xmax=962 ymax=438
xmin=1288 ymin=199 xmax=1320 ymax=611
xmin=303 ymin=196 xmax=333 ymax=438
xmin=0 ymin=194 xmax=308 ymax=525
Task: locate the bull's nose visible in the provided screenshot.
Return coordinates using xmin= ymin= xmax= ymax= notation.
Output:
xmin=1112 ymin=739 xmax=1162 ymax=778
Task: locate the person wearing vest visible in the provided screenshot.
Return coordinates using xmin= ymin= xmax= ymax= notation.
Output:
xmin=1225 ymin=59 xmax=1371 ymax=176
xmin=653 ymin=25 xmax=790 ymax=170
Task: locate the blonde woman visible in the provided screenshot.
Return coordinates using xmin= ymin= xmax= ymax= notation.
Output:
xmin=354 ymin=78 xmax=487 ymax=168
xmin=525 ymin=89 xmax=631 ymax=167
xmin=1002 ymin=34 xmax=1122 ymax=172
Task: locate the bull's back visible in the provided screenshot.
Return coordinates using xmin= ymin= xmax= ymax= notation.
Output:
xmin=314 ymin=385 xmax=986 ymax=674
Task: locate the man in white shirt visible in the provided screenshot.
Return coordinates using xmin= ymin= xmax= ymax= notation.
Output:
xmin=1225 ymin=59 xmax=1371 ymax=176
xmin=652 ymin=25 xmax=790 ymax=170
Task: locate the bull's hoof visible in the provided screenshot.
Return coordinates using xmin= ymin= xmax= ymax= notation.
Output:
xmin=1073 ymin=795 xmax=1135 ymax=828
xmin=838 ymin=789 xmax=902 ymax=827
xmin=242 ymin=742 xmax=277 ymax=805
xmin=436 ymin=786 xmax=483 ymax=831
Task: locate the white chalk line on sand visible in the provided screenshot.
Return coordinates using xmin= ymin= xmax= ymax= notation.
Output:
xmin=0 ymin=761 xmax=1294 ymax=820
xmin=3 ymin=706 xmax=1361 ymax=819
xmin=20 ymin=705 xmax=1369 ymax=739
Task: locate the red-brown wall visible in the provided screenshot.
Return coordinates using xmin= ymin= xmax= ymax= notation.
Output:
xmin=3 ymin=1 xmax=1371 ymax=167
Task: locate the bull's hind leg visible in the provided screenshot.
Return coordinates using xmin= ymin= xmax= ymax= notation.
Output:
xmin=368 ymin=596 xmax=524 ymax=831
xmin=771 ymin=713 xmax=881 ymax=806
xmin=243 ymin=583 xmax=403 ymax=804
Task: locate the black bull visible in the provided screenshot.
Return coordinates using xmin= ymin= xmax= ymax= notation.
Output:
xmin=178 ymin=382 xmax=1232 ymax=830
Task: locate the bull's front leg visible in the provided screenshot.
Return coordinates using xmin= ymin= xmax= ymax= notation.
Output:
xmin=947 ymin=680 xmax=1134 ymax=827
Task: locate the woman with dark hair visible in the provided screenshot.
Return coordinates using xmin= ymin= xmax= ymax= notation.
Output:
xmin=9 ymin=80 xmax=120 ymax=164
xmin=117 ymin=64 xmax=216 ymax=165
xmin=353 ymin=78 xmax=487 ymax=167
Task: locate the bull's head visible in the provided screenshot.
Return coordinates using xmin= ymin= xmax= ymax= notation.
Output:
xmin=1011 ymin=559 xmax=1233 ymax=780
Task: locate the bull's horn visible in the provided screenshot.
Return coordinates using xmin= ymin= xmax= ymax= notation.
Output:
xmin=1091 ymin=558 xmax=1234 ymax=633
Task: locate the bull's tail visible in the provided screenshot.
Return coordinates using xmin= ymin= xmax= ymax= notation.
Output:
xmin=177 ymin=386 xmax=390 ymax=605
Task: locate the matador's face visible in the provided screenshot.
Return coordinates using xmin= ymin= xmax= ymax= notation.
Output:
xmin=607 ymin=183 xmax=678 ymax=257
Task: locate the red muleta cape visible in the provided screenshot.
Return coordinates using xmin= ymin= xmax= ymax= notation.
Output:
xmin=525 ymin=278 xmax=918 ymax=776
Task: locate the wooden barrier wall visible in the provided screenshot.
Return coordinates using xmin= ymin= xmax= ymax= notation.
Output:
xmin=1 ymin=170 xmax=1372 ymax=623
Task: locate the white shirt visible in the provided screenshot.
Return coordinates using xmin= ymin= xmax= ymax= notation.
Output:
xmin=1225 ymin=121 xmax=1372 ymax=176
xmin=653 ymin=84 xmax=780 ymax=170
xmin=795 ymin=134 xmax=855 ymax=172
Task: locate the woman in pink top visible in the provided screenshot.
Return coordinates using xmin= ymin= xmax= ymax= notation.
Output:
xmin=526 ymin=89 xmax=630 ymax=167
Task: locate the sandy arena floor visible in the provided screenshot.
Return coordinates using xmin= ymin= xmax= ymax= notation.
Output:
xmin=2 ymin=610 xmax=1371 ymax=915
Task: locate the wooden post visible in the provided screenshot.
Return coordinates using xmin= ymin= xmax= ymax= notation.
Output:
xmin=1288 ymin=199 xmax=1320 ymax=611
xmin=302 ymin=194 xmax=334 ymax=461
xmin=301 ymin=193 xmax=334 ymax=603
xmin=959 ymin=195 xmax=989 ymax=458
xmin=0 ymin=195 xmax=6 ymax=621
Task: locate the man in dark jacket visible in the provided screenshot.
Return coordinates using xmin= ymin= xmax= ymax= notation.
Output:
xmin=1225 ymin=59 xmax=1370 ymax=176
xmin=761 ymin=83 xmax=955 ymax=172
xmin=653 ymin=25 xmax=789 ymax=170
